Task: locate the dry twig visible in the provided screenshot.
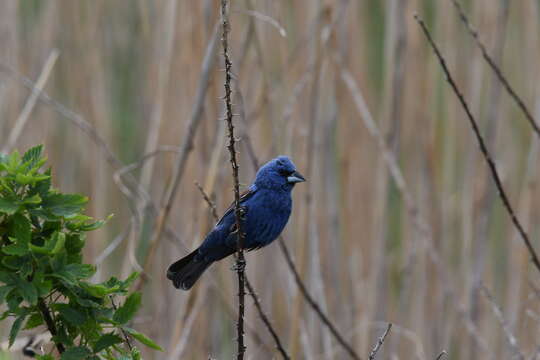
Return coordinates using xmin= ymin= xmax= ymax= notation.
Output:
xmin=137 ymin=22 xmax=220 ymax=287
xmin=3 ymin=49 xmax=59 ymax=153
xmin=436 ymin=350 xmax=448 ymax=360
xmin=221 ymin=0 xmax=247 ymax=358
xmin=414 ymin=13 xmax=540 ymax=275
xmin=449 ymin=0 xmax=540 ymax=139
xmin=195 ymin=183 xmax=291 ymax=359
xmin=238 ymin=131 xmax=362 ymax=359
xmin=368 ymin=323 xmax=392 ymax=360
xmin=277 ymin=239 xmax=361 ymax=360
xmin=480 ymin=285 xmax=525 ymax=360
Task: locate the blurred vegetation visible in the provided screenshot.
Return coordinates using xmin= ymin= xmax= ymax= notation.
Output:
xmin=0 ymin=145 xmax=160 ymax=359
xmin=0 ymin=0 xmax=539 ymax=359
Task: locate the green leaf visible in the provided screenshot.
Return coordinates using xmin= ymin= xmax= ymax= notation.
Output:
xmin=52 ymin=263 xmax=95 ymax=284
xmin=9 ymin=312 xmax=28 ymax=347
xmin=56 ymin=304 xmax=87 ymax=326
xmin=0 ymin=197 xmax=18 ymax=215
xmin=30 ymin=231 xmax=65 ymax=255
xmin=121 ymin=272 xmax=139 ymax=290
xmin=113 ymin=293 xmax=141 ymax=325
xmin=24 ymin=312 xmax=44 ymax=329
xmin=131 ymin=347 xmax=142 ymax=360
xmin=31 ymin=168 xmax=52 ymax=197
xmin=32 ymin=273 xmax=52 ymax=297
xmin=22 ymin=145 xmax=44 ymax=168
xmin=15 ymin=173 xmax=36 ymax=185
xmin=16 ymin=278 xmax=38 ymax=305
xmin=11 ymin=213 xmax=31 ymax=244
xmin=79 ymin=219 xmax=106 ymax=232
xmin=36 ymin=355 xmax=55 ymax=360
xmin=0 ymin=285 xmax=15 ymax=303
xmin=93 ymin=333 xmax=123 ymax=353
xmin=0 ymin=272 xmax=17 ymax=285
xmin=6 ymin=150 xmax=21 ymax=172
xmin=43 ymin=193 xmax=88 ymax=217
xmin=2 ymin=255 xmax=24 ymax=270
xmin=22 ymin=194 xmax=42 ymax=205
xmin=64 ymin=263 xmax=95 ymax=279
xmin=124 ymin=327 xmax=162 ymax=351
xmin=65 ymin=233 xmax=85 ymax=254
xmin=82 ymin=283 xmax=112 ymax=298
xmin=7 ymin=294 xmax=22 ymax=311
xmin=61 ymin=346 xmax=92 ymax=360
xmin=20 ymin=260 xmax=33 ymax=278
xmin=2 ymin=242 xmax=29 ymax=256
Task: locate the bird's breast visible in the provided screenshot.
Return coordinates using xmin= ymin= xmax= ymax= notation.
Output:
xmin=244 ymin=191 xmax=292 ymax=248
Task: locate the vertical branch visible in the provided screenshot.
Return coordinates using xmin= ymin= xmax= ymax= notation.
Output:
xmin=195 ymin=183 xmax=291 ymax=360
xmin=136 ymin=22 xmax=220 ymax=289
xmin=37 ymin=298 xmax=65 ymax=354
xmin=220 ymin=1 xmax=247 ymax=358
xmin=414 ymin=14 xmax=540 ymax=275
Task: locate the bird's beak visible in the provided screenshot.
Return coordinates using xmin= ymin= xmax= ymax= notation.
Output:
xmin=287 ymin=171 xmax=306 ymax=183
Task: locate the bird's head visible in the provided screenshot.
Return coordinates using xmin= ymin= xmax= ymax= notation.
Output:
xmin=253 ymin=156 xmax=306 ymax=191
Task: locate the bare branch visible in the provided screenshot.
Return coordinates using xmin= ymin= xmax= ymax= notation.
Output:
xmin=480 ymin=284 xmax=525 ymax=360
xmin=3 ymin=49 xmax=59 ymax=153
xmin=238 ymin=126 xmax=362 ymax=360
xmin=221 ymin=0 xmax=247 ymax=358
xmin=436 ymin=350 xmax=448 ymax=360
xmin=449 ymin=0 xmax=540 ymax=139
xmin=414 ymin=13 xmax=540 ymax=275
xmin=137 ymin=22 xmax=220 ymax=287
xmin=368 ymin=323 xmax=392 ymax=360
xmin=277 ymin=238 xmax=362 ymax=360
xmin=195 ymin=183 xmax=291 ymax=359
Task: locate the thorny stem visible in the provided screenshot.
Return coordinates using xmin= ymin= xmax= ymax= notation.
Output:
xmin=195 ymin=184 xmax=291 ymax=360
xmin=414 ymin=14 xmax=540 ymax=276
xmin=368 ymin=323 xmax=392 ymax=360
xmin=221 ymin=0 xmax=247 ymax=358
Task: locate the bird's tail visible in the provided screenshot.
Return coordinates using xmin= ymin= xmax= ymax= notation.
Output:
xmin=166 ymin=250 xmax=212 ymax=290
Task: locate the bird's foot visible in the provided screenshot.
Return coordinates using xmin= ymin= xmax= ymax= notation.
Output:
xmin=231 ymin=257 xmax=246 ymax=272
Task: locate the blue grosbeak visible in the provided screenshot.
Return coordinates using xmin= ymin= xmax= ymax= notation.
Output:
xmin=167 ymin=156 xmax=305 ymax=290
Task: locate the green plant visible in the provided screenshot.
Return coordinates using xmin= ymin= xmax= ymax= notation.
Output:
xmin=0 ymin=145 xmax=161 ymax=359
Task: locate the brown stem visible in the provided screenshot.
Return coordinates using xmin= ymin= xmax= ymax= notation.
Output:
xmin=37 ymin=298 xmax=65 ymax=354
xmin=220 ymin=0 xmax=246 ymax=358
xmin=414 ymin=14 xmax=540 ymax=276
xmin=196 ymin=184 xmax=291 ymax=360
xmin=110 ymin=296 xmax=134 ymax=352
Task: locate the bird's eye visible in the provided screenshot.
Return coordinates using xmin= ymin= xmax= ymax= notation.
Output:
xmin=279 ymin=169 xmax=293 ymax=176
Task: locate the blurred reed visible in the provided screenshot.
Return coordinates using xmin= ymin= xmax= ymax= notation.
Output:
xmin=1 ymin=0 xmax=540 ymax=359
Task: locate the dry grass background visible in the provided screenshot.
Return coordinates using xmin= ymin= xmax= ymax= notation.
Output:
xmin=1 ymin=0 xmax=540 ymax=359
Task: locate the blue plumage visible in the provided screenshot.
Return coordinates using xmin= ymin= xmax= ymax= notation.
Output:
xmin=167 ymin=156 xmax=305 ymax=290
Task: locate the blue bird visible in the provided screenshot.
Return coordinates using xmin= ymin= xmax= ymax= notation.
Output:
xmin=167 ymin=156 xmax=305 ymax=290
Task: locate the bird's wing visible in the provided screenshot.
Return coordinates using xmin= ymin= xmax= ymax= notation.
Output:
xmin=215 ymin=188 xmax=257 ymax=228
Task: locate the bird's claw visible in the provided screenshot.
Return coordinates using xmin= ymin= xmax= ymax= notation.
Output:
xmin=231 ymin=257 xmax=246 ymax=272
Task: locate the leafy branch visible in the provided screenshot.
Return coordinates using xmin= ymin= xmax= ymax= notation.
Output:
xmin=0 ymin=145 xmax=161 ymax=359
